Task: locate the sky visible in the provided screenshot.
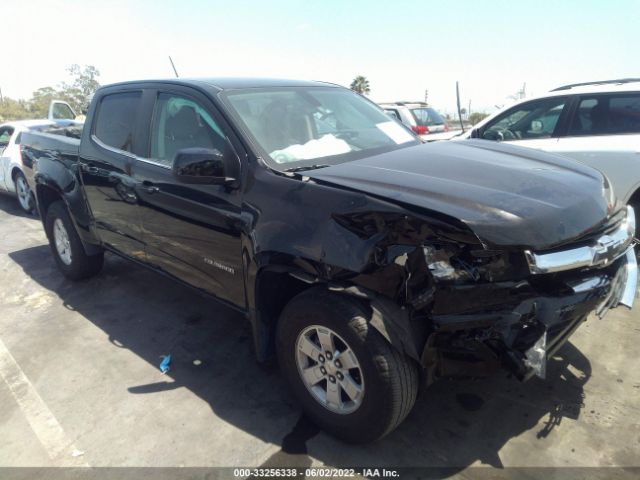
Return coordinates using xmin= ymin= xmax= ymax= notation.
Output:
xmin=2 ymin=0 xmax=639 ymax=114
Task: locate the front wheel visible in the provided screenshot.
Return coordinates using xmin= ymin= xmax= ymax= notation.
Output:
xmin=45 ymin=201 xmax=104 ymax=280
xmin=14 ymin=171 xmax=35 ymax=214
xmin=276 ymin=288 xmax=419 ymax=443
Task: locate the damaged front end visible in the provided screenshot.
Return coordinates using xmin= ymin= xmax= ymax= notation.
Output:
xmin=422 ymin=206 xmax=637 ymax=383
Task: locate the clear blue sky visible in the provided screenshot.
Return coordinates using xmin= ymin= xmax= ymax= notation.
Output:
xmin=3 ymin=0 xmax=639 ymax=113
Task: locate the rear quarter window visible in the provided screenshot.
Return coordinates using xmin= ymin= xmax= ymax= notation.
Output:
xmin=93 ymin=91 xmax=142 ymax=152
xmin=411 ymin=107 xmax=444 ymax=126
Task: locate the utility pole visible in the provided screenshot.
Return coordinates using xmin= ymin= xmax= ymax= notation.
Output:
xmin=168 ymin=56 xmax=179 ymax=78
xmin=424 ymin=89 xmax=428 ymax=104
xmin=0 ymin=87 xmax=3 ymax=103
xmin=456 ymin=81 xmax=465 ymax=132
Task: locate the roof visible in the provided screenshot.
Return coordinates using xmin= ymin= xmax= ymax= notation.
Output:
xmin=379 ymin=102 xmax=431 ymax=107
xmin=551 ymin=78 xmax=640 ymax=92
xmin=482 ymin=79 xmax=640 ymax=116
xmin=102 ymin=77 xmax=337 ymax=92
xmin=531 ymin=79 xmax=640 ymax=100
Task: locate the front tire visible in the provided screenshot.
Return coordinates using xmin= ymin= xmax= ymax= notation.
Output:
xmin=276 ymin=288 xmax=419 ymax=443
xmin=14 ymin=171 xmax=35 ymax=214
xmin=45 ymin=201 xmax=104 ymax=280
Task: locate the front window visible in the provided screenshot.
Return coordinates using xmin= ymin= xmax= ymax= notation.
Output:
xmin=223 ymin=87 xmax=419 ymax=170
xmin=149 ymin=93 xmax=229 ymax=166
xmin=411 ymin=107 xmax=444 ymax=126
xmin=481 ymin=97 xmax=567 ymax=141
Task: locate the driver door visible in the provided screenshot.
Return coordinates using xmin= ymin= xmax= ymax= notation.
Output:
xmin=477 ymin=97 xmax=570 ymax=151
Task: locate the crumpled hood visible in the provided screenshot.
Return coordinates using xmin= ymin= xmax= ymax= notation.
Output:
xmin=305 ymin=140 xmax=611 ymax=250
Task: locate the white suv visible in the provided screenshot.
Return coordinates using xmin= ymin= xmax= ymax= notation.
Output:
xmin=379 ymin=102 xmax=449 ymax=141
xmin=454 ymin=79 xmax=640 ymax=235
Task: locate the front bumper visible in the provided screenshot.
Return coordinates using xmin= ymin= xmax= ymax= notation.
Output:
xmin=522 ymin=246 xmax=636 ymax=379
xmin=422 ymin=226 xmax=637 ymax=382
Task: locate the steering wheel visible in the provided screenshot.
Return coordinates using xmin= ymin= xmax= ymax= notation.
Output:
xmin=495 ymin=128 xmax=517 ymax=141
xmin=335 ymin=130 xmax=359 ymax=141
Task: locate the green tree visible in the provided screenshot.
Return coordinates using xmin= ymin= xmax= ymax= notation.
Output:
xmin=58 ymin=64 xmax=101 ymax=113
xmin=0 ymin=98 xmax=31 ymax=122
xmin=469 ymin=111 xmax=490 ymax=125
xmin=350 ymin=75 xmax=370 ymax=95
xmin=0 ymin=64 xmax=101 ymax=121
xmin=28 ymin=87 xmax=59 ymax=117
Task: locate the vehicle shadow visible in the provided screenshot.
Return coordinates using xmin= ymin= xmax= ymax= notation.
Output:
xmin=0 ymin=193 xmax=36 ymax=219
xmin=9 ymin=245 xmax=592 ymax=472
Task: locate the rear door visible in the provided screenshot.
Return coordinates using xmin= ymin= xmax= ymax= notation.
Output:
xmin=555 ymin=93 xmax=640 ymax=203
xmin=131 ymin=87 xmax=246 ymax=307
xmin=78 ymin=90 xmax=147 ymax=259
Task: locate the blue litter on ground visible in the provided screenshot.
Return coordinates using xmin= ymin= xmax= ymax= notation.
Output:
xmin=159 ymin=355 xmax=171 ymax=374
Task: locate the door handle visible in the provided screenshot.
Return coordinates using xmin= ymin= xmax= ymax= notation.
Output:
xmin=142 ymin=180 xmax=160 ymax=194
xmin=80 ymin=163 xmax=99 ymax=174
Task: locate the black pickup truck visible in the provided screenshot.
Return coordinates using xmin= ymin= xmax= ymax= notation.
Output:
xmin=21 ymin=78 xmax=637 ymax=443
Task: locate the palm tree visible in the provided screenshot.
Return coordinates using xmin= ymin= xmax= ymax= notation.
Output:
xmin=350 ymin=76 xmax=370 ymax=95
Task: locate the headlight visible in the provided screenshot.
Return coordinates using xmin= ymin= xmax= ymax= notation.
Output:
xmin=423 ymin=244 xmax=528 ymax=283
xmin=423 ymin=246 xmax=456 ymax=280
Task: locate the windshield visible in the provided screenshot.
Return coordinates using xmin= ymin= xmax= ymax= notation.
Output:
xmin=411 ymin=107 xmax=444 ymax=126
xmin=223 ymin=87 xmax=419 ymax=170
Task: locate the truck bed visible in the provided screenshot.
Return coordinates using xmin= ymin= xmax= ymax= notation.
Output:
xmin=19 ymin=130 xmax=81 ymax=191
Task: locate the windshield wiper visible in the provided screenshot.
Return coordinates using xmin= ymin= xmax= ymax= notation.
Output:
xmin=284 ymin=164 xmax=331 ymax=173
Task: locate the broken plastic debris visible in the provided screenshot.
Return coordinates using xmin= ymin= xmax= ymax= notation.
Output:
xmin=193 ymin=359 xmax=202 ymax=366
xmin=524 ymin=331 xmax=547 ymax=379
xmin=71 ymin=449 xmax=85 ymax=457
xmin=159 ymin=355 xmax=172 ymax=374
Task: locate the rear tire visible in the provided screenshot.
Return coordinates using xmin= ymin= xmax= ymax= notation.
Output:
xmin=45 ymin=201 xmax=104 ymax=280
xmin=14 ymin=171 xmax=35 ymax=214
xmin=276 ymin=287 xmax=419 ymax=443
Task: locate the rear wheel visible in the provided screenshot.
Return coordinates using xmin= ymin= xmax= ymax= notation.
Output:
xmin=45 ymin=201 xmax=104 ymax=280
xmin=14 ymin=171 xmax=35 ymax=214
xmin=276 ymin=288 xmax=419 ymax=443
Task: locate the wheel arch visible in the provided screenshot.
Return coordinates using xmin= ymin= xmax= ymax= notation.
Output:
xmin=10 ymin=166 xmax=24 ymax=182
xmin=628 ymin=186 xmax=640 ymax=208
xmin=250 ymin=263 xmax=425 ymax=366
xmin=35 ymin=182 xmax=102 ymax=256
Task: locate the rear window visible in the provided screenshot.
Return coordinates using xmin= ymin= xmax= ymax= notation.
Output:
xmin=411 ymin=107 xmax=444 ymax=126
xmin=569 ymin=94 xmax=640 ymax=136
xmin=94 ymin=91 xmax=142 ymax=152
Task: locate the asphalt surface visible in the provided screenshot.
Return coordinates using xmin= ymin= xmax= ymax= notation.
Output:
xmin=0 ymin=193 xmax=639 ymax=478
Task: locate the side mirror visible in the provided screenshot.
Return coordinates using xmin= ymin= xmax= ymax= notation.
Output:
xmin=172 ymin=147 xmax=239 ymax=185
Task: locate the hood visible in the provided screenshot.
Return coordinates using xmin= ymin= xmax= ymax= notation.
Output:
xmin=305 ymin=140 xmax=611 ymax=250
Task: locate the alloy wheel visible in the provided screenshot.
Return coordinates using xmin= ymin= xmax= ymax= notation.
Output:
xmin=53 ymin=218 xmax=73 ymax=265
xmin=295 ymin=325 xmax=365 ymax=414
